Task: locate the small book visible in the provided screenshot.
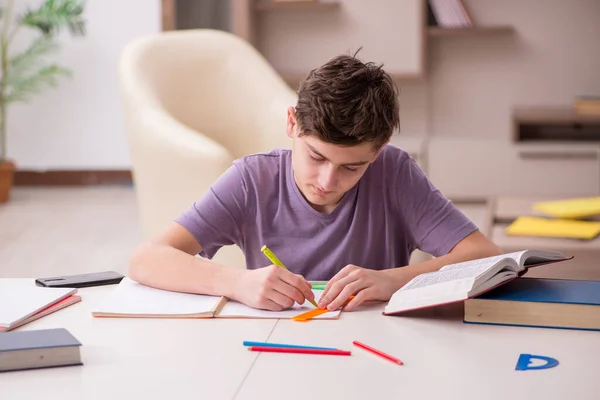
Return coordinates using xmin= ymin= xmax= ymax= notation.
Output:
xmin=505 ymin=216 xmax=600 ymax=240
xmin=383 ymin=250 xmax=572 ymax=315
xmin=92 ymin=278 xmax=342 ymax=320
xmin=0 ymin=281 xmax=78 ymax=331
xmin=532 ymin=196 xmax=600 ymax=219
xmin=0 ymin=328 xmax=83 ymax=372
xmin=0 ymin=295 xmax=81 ymax=332
xmin=464 ymin=278 xmax=600 ymax=331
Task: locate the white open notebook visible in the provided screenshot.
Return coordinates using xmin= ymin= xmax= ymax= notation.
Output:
xmin=92 ymin=278 xmax=341 ymax=320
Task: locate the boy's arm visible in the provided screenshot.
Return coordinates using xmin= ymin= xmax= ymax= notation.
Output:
xmin=128 ymin=222 xmax=315 ymax=309
xmin=128 ymin=161 xmax=316 ymax=310
xmin=128 ymin=222 xmax=242 ymax=298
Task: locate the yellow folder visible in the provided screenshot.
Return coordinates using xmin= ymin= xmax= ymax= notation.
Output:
xmin=533 ymin=197 xmax=600 ymax=219
xmin=505 ymin=216 xmax=600 ymax=240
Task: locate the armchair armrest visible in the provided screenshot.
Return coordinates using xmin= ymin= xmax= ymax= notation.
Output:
xmin=126 ymin=106 xmax=235 ymax=240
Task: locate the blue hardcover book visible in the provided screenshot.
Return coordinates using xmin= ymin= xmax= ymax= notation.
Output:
xmin=464 ymin=278 xmax=600 ymax=331
xmin=0 ymin=328 xmax=82 ymax=372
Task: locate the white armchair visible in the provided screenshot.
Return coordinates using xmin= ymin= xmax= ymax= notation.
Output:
xmin=119 ymin=29 xmax=297 ymax=268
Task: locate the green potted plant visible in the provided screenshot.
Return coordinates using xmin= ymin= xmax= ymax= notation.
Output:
xmin=0 ymin=0 xmax=85 ymax=203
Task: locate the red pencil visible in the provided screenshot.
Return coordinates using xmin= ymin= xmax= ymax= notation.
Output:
xmin=352 ymin=341 xmax=403 ymax=365
xmin=248 ymin=346 xmax=351 ymax=356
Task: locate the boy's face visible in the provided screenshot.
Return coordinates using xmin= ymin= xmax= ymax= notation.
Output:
xmin=286 ymin=107 xmax=385 ymax=213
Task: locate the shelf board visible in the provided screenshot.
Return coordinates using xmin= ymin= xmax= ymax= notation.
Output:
xmin=279 ymin=71 xmax=424 ymax=88
xmin=427 ymin=26 xmax=515 ymax=37
xmin=255 ymin=1 xmax=340 ymax=11
xmin=514 ymin=106 xmax=600 ymax=124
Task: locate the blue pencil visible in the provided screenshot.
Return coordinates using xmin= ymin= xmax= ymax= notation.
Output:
xmin=243 ymin=341 xmax=338 ymax=351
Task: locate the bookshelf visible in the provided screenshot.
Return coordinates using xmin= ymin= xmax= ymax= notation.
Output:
xmin=427 ymin=26 xmax=515 ymax=37
xmin=255 ymin=1 xmax=340 ymax=12
xmin=250 ymin=0 xmax=427 ymax=88
xmin=162 ymin=1 xmax=516 ymax=85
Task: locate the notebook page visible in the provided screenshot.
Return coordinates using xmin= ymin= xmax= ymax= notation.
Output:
xmin=0 ymin=280 xmax=75 ymax=326
xmin=217 ymin=290 xmax=341 ymax=319
xmin=92 ymin=278 xmax=223 ymax=316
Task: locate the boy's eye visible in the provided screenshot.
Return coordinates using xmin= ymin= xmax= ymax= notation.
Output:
xmin=308 ymin=153 xmax=359 ymax=172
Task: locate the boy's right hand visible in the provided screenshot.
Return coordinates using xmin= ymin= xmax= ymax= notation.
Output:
xmin=231 ymin=265 xmax=314 ymax=311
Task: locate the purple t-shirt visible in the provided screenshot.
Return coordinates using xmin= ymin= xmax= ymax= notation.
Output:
xmin=175 ymin=145 xmax=478 ymax=280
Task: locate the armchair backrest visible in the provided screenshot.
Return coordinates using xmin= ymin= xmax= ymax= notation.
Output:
xmin=121 ymin=29 xmax=297 ymax=159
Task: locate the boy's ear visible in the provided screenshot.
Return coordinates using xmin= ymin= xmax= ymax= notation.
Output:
xmin=286 ymin=107 xmax=297 ymax=139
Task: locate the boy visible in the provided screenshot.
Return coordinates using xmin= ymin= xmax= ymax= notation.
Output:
xmin=128 ymin=53 xmax=502 ymax=312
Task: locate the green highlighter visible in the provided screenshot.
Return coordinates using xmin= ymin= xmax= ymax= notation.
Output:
xmin=310 ymin=282 xmax=327 ymax=290
xmin=261 ymin=245 xmax=319 ymax=308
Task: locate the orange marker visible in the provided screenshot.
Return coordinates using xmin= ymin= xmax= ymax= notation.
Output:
xmin=353 ymin=341 xmax=404 ymax=365
xmin=292 ymin=296 xmax=356 ymax=322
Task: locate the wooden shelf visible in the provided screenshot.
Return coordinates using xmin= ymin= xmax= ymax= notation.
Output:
xmin=255 ymin=1 xmax=340 ymax=11
xmin=427 ymin=26 xmax=515 ymax=37
xmin=513 ymin=106 xmax=600 ymax=142
xmin=279 ymin=71 xmax=424 ymax=88
xmin=514 ymin=106 xmax=600 ymax=124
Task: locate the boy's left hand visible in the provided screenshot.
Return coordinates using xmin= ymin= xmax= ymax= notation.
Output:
xmin=318 ymin=265 xmax=405 ymax=311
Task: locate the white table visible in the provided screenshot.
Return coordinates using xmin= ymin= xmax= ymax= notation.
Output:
xmin=3 ymin=282 xmax=600 ymax=400
xmin=1 ymin=281 xmax=277 ymax=400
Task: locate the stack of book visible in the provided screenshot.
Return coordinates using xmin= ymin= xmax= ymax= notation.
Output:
xmin=427 ymin=0 xmax=472 ymax=28
xmin=382 ymin=250 xmax=600 ymax=331
xmin=505 ymin=197 xmax=600 ymax=240
xmin=464 ymin=277 xmax=600 ymax=331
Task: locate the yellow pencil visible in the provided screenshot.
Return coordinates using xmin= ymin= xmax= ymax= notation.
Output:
xmin=261 ymin=245 xmax=319 ymax=308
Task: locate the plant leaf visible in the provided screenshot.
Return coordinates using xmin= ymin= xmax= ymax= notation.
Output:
xmin=5 ymin=64 xmax=71 ymax=103
xmin=20 ymin=0 xmax=86 ymax=36
xmin=6 ymin=36 xmax=60 ymax=86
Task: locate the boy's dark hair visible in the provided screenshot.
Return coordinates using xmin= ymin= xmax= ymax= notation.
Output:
xmin=295 ymin=51 xmax=400 ymax=150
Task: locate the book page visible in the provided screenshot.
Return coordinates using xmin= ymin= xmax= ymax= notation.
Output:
xmin=440 ymin=254 xmax=518 ymax=273
xmin=92 ymin=278 xmax=223 ymax=317
xmin=402 ymin=255 xmax=515 ymax=292
xmin=400 ymin=269 xmax=476 ymax=291
xmin=217 ymin=290 xmax=341 ymax=319
xmin=516 ymin=249 xmax=569 ymax=267
xmin=0 ymin=280 xmax=76 ymax=326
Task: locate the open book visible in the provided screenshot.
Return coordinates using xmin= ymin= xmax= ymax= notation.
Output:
xmin=92 ymin=278 xmax=342 ymax=320
xmin=383 ymin=250 xmax=572 ymax=315
xmin=0 ymin=280 xmax=79 ymax=332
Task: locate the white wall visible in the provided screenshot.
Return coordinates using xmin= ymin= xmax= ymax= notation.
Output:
xmin=419 ymin=0 xmax=600 ymax=199
xmin=7 ymin=0 xmax=160 ymax=170
xmin=426 ymin=0 xmax=600 ymax=142
xmin=7 ymin=0 xmax=599 ymax=172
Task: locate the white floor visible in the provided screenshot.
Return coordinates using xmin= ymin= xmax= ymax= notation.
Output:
xmin=0 ymin=187 xmax=141 ymax=278
xmin=0 ymin=187 xmax=487 ymax=279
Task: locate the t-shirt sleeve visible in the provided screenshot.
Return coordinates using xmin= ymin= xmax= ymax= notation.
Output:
xmin=174 ymin=162 xmax=249 ymax=259
xmin=396 ymin=156 xmax=478 ymax=257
